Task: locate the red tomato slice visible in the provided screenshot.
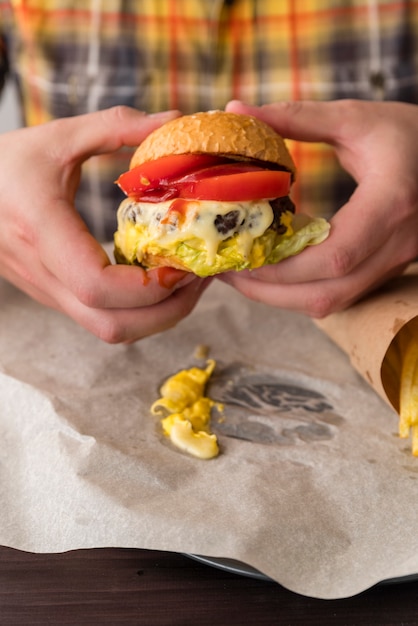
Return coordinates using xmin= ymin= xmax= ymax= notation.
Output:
xmin=175 ymin=162 xmax=265 ymax=181
xmin=177 ymin=170 xmax=291 ymax=201
xmin=117 ymin=154 xmax=226 ymax=196
xmin=118 ymin=154 xmax=292 ymax=202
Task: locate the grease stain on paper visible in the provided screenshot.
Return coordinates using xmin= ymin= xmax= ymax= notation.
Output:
xmin=208 ymin=362 xmax=342 ymax=447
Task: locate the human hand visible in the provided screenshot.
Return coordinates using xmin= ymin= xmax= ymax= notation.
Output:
xmin=0 ymin=106 xmax=209 ymax=342
xmin=223 ymin=99 xmax=418 ymax=316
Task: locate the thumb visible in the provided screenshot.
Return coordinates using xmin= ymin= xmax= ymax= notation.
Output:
xmin=225 ymin=99 xmax=345 ymax=144
xmin=50 ymin=106 xmax=182 ymax=163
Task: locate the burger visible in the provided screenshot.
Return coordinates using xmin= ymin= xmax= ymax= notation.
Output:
xmin=114 ymin=111 xmax=329 ymax=277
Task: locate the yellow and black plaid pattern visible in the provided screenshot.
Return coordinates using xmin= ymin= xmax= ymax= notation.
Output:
xmin=1 ymin=0 xmax=418 ymax=239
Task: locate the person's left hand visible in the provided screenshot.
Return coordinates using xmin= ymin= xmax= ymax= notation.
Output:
xmin=221 ymin=99 xmax=418 ymax=317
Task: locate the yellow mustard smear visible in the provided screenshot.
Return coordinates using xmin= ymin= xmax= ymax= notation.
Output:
xmin=150 ymin=359 xmax=223 ymax=459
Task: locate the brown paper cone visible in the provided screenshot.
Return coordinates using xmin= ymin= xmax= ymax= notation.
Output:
xmin=315 ymin=263 xmax=418 ymax=412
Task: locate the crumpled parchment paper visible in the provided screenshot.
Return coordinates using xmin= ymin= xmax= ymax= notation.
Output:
xmin=1 ymin=266 xmax=418 ymax=600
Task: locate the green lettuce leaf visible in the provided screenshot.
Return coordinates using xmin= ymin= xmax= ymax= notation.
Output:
xmin=170 ymin=214 xmax=330 ymax=276
xmin=114 ymin=213 xmax=330 ymax=277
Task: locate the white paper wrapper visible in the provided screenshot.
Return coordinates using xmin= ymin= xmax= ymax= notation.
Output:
xmin=2 ymin=272 xmax=418 ymax=599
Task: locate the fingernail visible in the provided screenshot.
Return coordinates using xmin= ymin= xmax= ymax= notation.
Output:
xmin=149 ymin=110 xmax=181 ymax=120
xmin=156 ymin=267 xmax=194 ymax=289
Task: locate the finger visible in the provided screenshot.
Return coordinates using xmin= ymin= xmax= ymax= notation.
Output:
xmin=221 ymin=239 xmax=408 ymax=318
xmin=16 ymin=197 xmax=196 ymax=308
xmin=0 ymin=253 xmax=60 ymax=311
xmin=2 ymin=229 xmax=208 ymax=342
xmin=60 ymin=276 xmax=211 ymax=343
xmin=3 ymin=246 xmax=209 ymax=343
xmin=225 ymin=99 xmax=363 ymax=144
xmin=48 ymin=106 xmax=181 ymax=162
xmin=240 ymin=181 xmax=400 ymax=286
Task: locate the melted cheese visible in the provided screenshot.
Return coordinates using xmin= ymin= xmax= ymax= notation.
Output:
xmin=115 ymin=197 xmax=273 ymax=265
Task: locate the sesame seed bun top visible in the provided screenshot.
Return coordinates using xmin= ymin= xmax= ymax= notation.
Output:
xmin=130 ymin=110 xmax=296 ymax=180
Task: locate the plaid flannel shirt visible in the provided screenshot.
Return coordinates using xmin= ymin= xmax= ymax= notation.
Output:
xmin=1 ymin=0 xmax=418 ymax=240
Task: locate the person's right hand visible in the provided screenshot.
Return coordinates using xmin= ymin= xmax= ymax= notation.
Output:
xmin=0 ymin=106 xmax=209 ymax=343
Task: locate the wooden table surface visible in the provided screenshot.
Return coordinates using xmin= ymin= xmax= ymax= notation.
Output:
xmin=1 ymin=546 xmax=417 ymax=625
